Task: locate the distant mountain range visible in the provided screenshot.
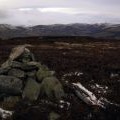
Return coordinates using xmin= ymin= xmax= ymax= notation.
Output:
xmin=0 ymin=23 xmax=120 ymax=39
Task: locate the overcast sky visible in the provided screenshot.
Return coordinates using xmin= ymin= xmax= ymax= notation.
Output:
xmin=0 ymin=0 xmax=120 ymax=26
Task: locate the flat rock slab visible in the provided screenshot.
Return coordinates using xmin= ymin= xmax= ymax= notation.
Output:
xmin=11 ymin=61 xmax=38 ymax=71
xmin=0 ymin=75 xmax=23 ymax=95
xmin=11 ymin=61 xmax=23 ymax=69
xmin=21 ymin=64 xmax=38 ymax=71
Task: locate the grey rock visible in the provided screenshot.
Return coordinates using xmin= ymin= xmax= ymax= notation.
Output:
xmin=0 ymin=75 xmax=23 ymax=95
xmin=1 ymin=60 xmax=24 ymax=70
xmin=10 ymin=61 xmax=37 ymax=71
xmin=26 ymin=70 xmax=36 ymax=78
xmin=20 ymin=61 xmax=41 ymax=71
xmin=25 ymin=61 xmax=41 ymax=68
xmin=40 ymin=76 xmax=65 ymax=100
xmin=21 ymin=63 xmax=38 ymax=71
xmin=10 ymin=61 xmax=23 ymax=69
xmin=36 ymin=65 xmax=54 ymax=82
xmin=22 ymin=78 xmax=41 ymax=101
xmin=21 ymin=52 xmax=35 ymax=63
xmin=53 ymin=83 xmax=65 ymax=100
xmin=11 ymin=61 xmax=38 ymax=71
xmin=8 ymin=68 xmax=25 ymax=78
xmin=0 ymin=67 xmax=11 ymax=75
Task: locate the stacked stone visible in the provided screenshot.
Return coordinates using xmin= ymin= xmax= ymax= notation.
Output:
xmin=0 ymin=45 xmax=65 ymax=109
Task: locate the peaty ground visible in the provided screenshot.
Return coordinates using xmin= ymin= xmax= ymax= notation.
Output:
xmin=0 ymin=36 xmax=120 ymax=120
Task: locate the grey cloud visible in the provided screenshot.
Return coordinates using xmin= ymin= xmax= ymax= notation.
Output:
xmin=0 ymin=0 xmax=120 ymax=25
xmin=1 ymin=0 xmax=120 ymax=8
xmin=0 ymin=10 xmax=9 ymax=19
xmin=0 ymin=9 xmax=120 ymax=26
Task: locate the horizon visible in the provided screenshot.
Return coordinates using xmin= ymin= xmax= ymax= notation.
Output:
xmin=0 ymin=22 xmax=119 ymax=27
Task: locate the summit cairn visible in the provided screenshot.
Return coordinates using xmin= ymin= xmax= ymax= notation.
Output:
xmin=0 ymin=45 xmax=65 ymax=119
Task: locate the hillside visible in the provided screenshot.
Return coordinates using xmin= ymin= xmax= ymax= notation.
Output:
xmin=0 ymin=24 xmax=120 ymax=39
xmin=0 ymin=37 xmax=120 ymax=120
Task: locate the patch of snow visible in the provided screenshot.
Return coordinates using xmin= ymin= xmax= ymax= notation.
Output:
xmin=0 ymin=108 xmax=13 ymax=119
xmin=72 ymin=82 xmax=106 ymax=108
xmin=90 ymin=83 xmax=108 ymax=94
xmin=59 ymin=100 xmax=70 ymax=110
xmin=100 ymin=97 xmax=120 ymax=107
xmin=110 ymin=73 xmax=119 ymax=78
xmin=62 ymin=71 xmax=83 ymax=81
xmin=59 ymin=105 xmax=64 ymax=109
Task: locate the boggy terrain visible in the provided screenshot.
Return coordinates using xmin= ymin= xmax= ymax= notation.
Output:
xmin=0 ymin=36 xmax=120 ymax=120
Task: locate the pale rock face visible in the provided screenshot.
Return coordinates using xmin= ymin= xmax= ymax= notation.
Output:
xmin=9 ymin=45 xmax=32 ymax=61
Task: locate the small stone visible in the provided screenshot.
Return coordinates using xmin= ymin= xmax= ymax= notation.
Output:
xmin=22 ymin=78 xmax=41 ymax=101
xmin=8 ymin=68 xmax=25 ymax=79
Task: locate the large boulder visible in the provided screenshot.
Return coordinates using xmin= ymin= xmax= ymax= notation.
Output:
xmin=22 ymin=78 xmax=41 ymax=101
xmin=40 ymin=76 xmax=65 ymax=100
xmin=0 ymin=75 xmax=23 ymax=95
